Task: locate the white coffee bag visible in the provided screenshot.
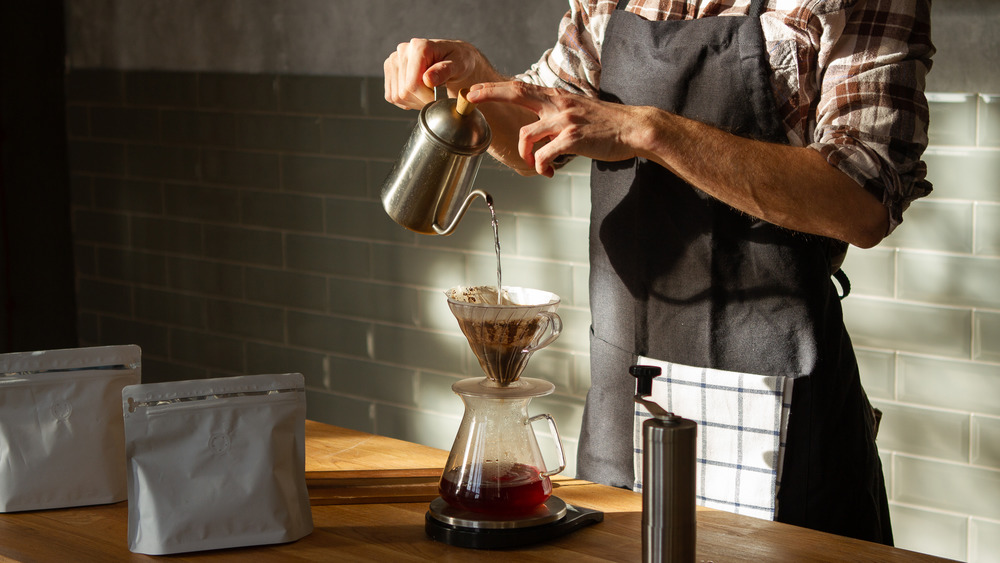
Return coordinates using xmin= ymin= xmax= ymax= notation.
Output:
xmin=0 ymin=344 xmax=141 ymax=512
xmin=122 ymin=373 xmax=313 ymax=555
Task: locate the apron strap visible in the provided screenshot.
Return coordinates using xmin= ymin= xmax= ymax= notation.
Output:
xmin=615 ymin=0 xmax=630 ymax=10
xmin=833 ymin=269 xmax=852 ymax=300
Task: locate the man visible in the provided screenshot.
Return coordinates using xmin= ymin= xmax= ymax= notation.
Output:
xmin=384 ymin=0 xmax=933 ymax=545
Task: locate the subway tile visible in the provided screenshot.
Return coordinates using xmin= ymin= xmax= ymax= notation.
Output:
xmin=286 ymin=311 xmax=370 ymax=357
xmin=926 ymin=93 xmax=978 ymax=146
xmin=329 ymin=279 xmax=418 ymax=325
xmin=520 ymin=349 xmax=576 ymax=395
xmin=201 ymin=148 xmax=280 ymax=189
xmin=133 ymin=287 xmax=205 ymax=327
xmin=972 ymin=415 xmax=1000 ymax=470
xmin=551 ymin=307 xmax=592 ymax=354
xmin=246 ymin=267 xmax=328 ymax=311
xmin=325 ymin=198 xmax=414 ymax=243
xmin=898 ymin=252 xmax=1000 ymax=309
xmin=894 ymin=454 xmax=1000 ymax=520
xmin=976 ymin=203 xmax=1000 ymax=256
xmin=244 ymin=343 xmax=327 ymax=383
xmin=70 ymin=174 xmax=94 ymax=207
xmin=887 ymin=504 xmax=968 ymax=562
xmin=899 ymin=355 xmax=1000 ymax=416
xmin=571 ymin=173 xmax=593 ymax=219
xmin=418 ymin=288 xmax=464 ymax=333
xmin=325 ymin=357 xmax=418 ymax=407
xmin=414 ymin=371 xmax=466 ymax=412
xmin=285 ymin=234 xmax=370 ymax=276
xmin=573 ymin=265 xmax=590 ymax=309
xmin=282 ymin=154 xmax=367 ymax=196
xmin=363 ymin=77 xmax=414 ymax=119
xmin=473 ymin=167 xmax=576 ymax=218
xmin=235 ymin=114 xmax=323 ymax=152
xmin=198 ymin=74 xmax=278 ymax=112
xmin=970 ymin=518 xmax=1000 ymax=563
xmin=372 ymin=403 xmax=458 ymax=453
xmin=240 ymin=191 xmax=324 ymax=232
xmin=73 ymin=209 xmax=130 ymax=245
xmin=139 ymin=358 xmax=209 ymax=384
xmin=203 ymin=225 xmax=283 ymax=266
xmin=516 ymin=215 xmax=591 ymax=263
xmin=570 ymin=352 xmax=592 ymax=397
xmin=67 ymin=140 xmax=126 ymax=175
xmin=856 ymin=348 xmax=895 ymax=401
xmin=164 ymin=183 xmax=241 ymax=222
xmin=306 ymin=391 xmax=374 ymax=434
xmin=839 ymin=247 xmax=895 ymax=298
xmin=93 ymin=177 xmax=163 ymax=214
xmin=161 ymin=110 xmax=237 ymax=146
xmin=371 ymin=244 xmax=467 ymax=288
xmin=97 ymin=248 xmax=168 ymax=286
xmin=372 ymin=325 xmax=467 ymax=375
xmin=89 ymin=107 xmax=159 ymax=142
xmin=872 ymin=401 xmax=969 ymax=462
xmin=65 ymin=105 xmax=90 ymax=137
xmin=73 ymin=243 xmax=97 ymax=277
xmin=65 ymin=69 xmax=123 ymax=104
xmin=75 ymin=313 xmax=101 ymax=348
xmin=279 ymin=75 xmax=364 ymax=115
xmin=206 ymin=300 xmax=285 ymax=342
xmin=467 ymin=254 xmax=575 ymax=306
xmin=127 ymin=144 xmax=201 ymax=182
xmin=131 ymin=216 xmax=203 ymax=254
xmin=884 ymin=200 xmax=973 ymax=253
xmin=169 ymin=328 xmax=245 ymax=372
xmin=978 ymin=94 xmax=1000 ymax=148
xmin=367 ymin=160 xmax=394 ymax=200
xmin=166 ymin=257 xmax=244 ymax=298
xmin=125 ymin=71 xmax=198 ymax=107
xmin=922 ymin=149 xmax=1000 ymax=203
xmin=76 ymin=279 xmax=132 ymax=316
xmin=99 ymin=317 xmax=169 ymax=358
xmin=842 ymin=298 xmax=971 ymax=359
xmin=321 ymin=117 xmax=413 ymax=159
xmin=975 ymin=311 xmax=1000 ymax=363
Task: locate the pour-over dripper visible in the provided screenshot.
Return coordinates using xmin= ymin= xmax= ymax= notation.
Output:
xmin=445 ymin=286 xmax=561 ymax=386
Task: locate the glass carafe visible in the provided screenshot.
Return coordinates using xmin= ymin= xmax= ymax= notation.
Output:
xmin=439 ymin=377 xmax=566 ymax=516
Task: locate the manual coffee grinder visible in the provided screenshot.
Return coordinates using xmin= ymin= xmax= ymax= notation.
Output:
xmin=425 ymin=286 xmax=604 ymax=549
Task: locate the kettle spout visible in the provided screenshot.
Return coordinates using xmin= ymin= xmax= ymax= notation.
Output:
xmin=433 ymin=188 xmax=490 ymax=235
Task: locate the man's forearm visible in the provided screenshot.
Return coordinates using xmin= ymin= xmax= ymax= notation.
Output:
xmin=635 ymin=107 xmax=888 ymax=248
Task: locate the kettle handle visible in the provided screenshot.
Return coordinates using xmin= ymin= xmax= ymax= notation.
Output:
xmin=432 ymin=188 xmax=490 ymax=235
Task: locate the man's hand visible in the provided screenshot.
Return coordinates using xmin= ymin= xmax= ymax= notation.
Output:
xmin=467 ymin=81 xmax=648 ymax=177
xmin=383 ymin=39 xmax=500 ymax=110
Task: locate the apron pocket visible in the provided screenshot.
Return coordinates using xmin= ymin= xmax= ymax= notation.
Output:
xmin=633 ymin=356 xmax=795 ymax=521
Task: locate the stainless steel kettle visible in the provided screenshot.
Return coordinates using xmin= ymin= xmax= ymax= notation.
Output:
xmin=381 ymin=87 xmax=492 ymax=235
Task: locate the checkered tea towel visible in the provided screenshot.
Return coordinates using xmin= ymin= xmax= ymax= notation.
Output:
xmin=633 ymin=356 xmax=794 ymax=521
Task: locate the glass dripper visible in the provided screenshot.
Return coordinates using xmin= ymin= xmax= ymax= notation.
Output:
xmin=438 ymin=377 xmax=566 ymax=516
xmin=445 ymin=286 xmax=562 ymax=386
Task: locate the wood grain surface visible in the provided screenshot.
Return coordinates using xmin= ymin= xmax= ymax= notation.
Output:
xmin=0 ymin=421 xmax=954 ymax=562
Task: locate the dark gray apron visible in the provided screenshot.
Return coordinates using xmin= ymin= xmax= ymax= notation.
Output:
xmin=578 ymin=0 xmax=892 ymax=544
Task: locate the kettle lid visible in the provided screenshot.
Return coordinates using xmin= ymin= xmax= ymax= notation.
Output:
xmin=420 ymin=91 xmax=492 ymax=155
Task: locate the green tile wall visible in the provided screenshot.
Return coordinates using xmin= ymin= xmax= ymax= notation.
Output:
xmin=65 ymin=70 xmax=998 ymax=561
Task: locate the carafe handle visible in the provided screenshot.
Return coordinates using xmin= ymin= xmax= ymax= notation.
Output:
xmin=527 ymin=413 xmax=566 ymax=477
xmin=523 ymin=311 xmax=562 ymax=353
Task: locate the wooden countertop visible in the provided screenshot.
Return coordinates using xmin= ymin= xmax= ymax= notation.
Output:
xmin=0 ymin=420 xmax=952 ymax=562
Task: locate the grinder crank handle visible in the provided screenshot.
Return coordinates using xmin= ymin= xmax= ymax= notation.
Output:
xmin=630 ymin=365 xmax=676 ymax=421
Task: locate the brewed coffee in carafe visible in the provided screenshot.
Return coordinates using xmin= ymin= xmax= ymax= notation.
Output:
xmin=438 ymin=377 xmax=566 ymax=517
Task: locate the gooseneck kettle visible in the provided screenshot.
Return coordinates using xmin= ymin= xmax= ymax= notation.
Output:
xmin=381 ymin=86 xmax=492 ymax=235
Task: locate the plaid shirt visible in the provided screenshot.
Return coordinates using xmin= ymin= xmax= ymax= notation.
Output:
xmin=517 ymin=0 xmax=935 ymax=234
